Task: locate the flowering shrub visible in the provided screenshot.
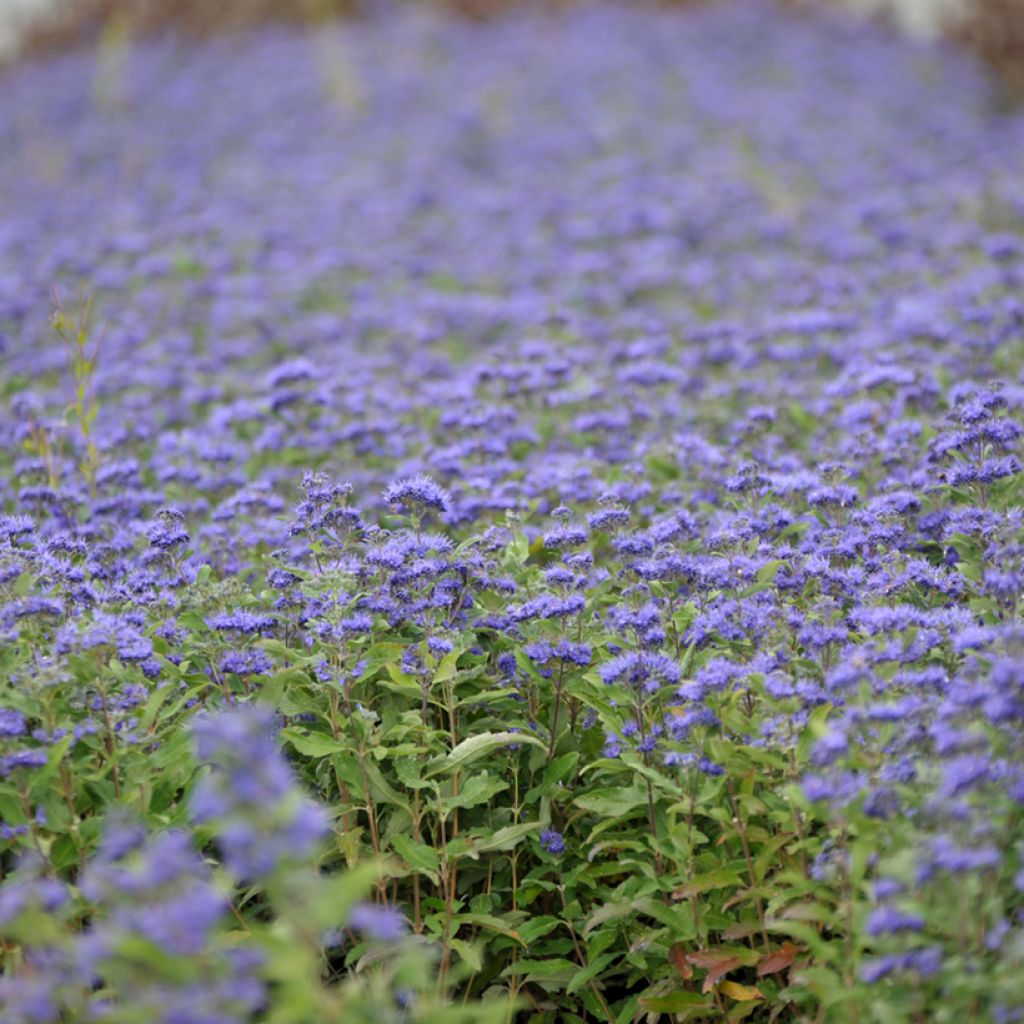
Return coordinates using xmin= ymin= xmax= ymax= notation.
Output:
xmin=1 ymin=4 xmax=1024 ymax=1022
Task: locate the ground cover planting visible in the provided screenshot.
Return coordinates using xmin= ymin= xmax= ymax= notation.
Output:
xmin=1 ymin=3 xmax=1023 ymax=1021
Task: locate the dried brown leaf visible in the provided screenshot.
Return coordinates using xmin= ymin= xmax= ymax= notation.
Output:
xmin=669 ymin=943 xmax=693 ymax=980
xmin=757 ymin=943 xmax=798 ymax=977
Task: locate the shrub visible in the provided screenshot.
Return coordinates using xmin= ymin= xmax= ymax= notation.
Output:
xmin=1 ymin=5 xmax=1023 ymax=1021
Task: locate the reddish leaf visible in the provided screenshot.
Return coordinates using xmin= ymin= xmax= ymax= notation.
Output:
xmin=696 ymin=956 xmax=743 ymax=994
xmin=685 ymin=951 xmax=736 ymax=969
xmin=669 ymin=944 xmax=693 ymax=980
xmin=757 ymin=943 xmax=798 ymax=977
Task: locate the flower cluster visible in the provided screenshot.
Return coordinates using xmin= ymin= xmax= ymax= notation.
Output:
xmin=190 ymin=706 xmax=329 ymax=880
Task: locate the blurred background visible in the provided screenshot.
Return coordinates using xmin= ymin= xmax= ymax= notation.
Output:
xmin=0 ymin=0 xmax=1020 ymax=96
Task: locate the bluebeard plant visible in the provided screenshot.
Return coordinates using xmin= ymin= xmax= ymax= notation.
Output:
xmin=1 ymin=3 xmax=1023 ymax=1021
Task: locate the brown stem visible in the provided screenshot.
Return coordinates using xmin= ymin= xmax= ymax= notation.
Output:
xmin=95 ymin=675 xmax=121 ymax=798
xmin=558 ymin=886 xmax=616 ymax=1024
xmin=412 ymin=789 xmax=423 ymax=934
xmin=727 ymin=778 xmax=769 ymax=952
xmin=635 ymin=689 xmax=663 ymax=874
xmin=547 ymin=661 xmax=567 ymax=763
xmin=327 ymin=689 xmax=354 ymax=837
xmin=342 ymin=683 xmax=383 ymax=897
xmin=436 ymin=811 xmax=455 ymax=993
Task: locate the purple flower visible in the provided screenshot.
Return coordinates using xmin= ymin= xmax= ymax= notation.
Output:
xmin=543 ymin=525 xmax=588 ymax=550
xmin=865 ymin=906 xmax=926 ymax=936
xmin=600 ymin=651 xmax=680 ymax=694
xmin=0 ymin=863 xmax=68 ymax=926
xmin=207 ymin=611 xmax=276 ymax=635
xmin=603 ymin=733 xmax=623 ymax=758
xmin=383 ymin=475 xmax=451 ymax=515
xmin=859 ymin=947 xmax=943 ymax=983
xmin=349 ymin=902 xmax=408 ymax=942
xmin=190 ymin=706 xmax=328 ymax=880
xmin=0 ymin=709 xmax=27 ymax=738
xmin=540 ymin=829 xmax=565 ymax=855
xmin=146 ymin=508 xmax=189 ymax=550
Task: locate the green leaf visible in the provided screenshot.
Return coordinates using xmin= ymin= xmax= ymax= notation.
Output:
xmin=756 ymin=559 xmax=786 ymax=585
xmin=390 ymin=834 xmax=440 ymax=877
xmin=566 ymin=952 xmax=619 ymax=995
xmin=280 ymin=728 xmax=343 ymax=758
xmin=29 ymin=734 xmax=75 ymax=792
xmin=445 ymin=773 xmax=509 ymax=810
xmin=383 ymin=663 xmax=422 ymax=694
xmin=541 ymin=752 xmax=579 ymax=789
xmin=177 ymin=611 xmax=209 ymax=633
xmin=501 ymin=958 xmax=578 ymax=979
xmin=516 ymin=915 xmax=560 ymax=945
xmin=672 ymin=869 xmax=744 ymax=899
xmin=259 ymin=639 xmax=308 ymax=664
xmin=431 ymin=731 xmax=545 ymax=776
xmin=472 ymin=822 xmax=541 ymax=853
xmin=754 ymin=832 xmax=796 ymax=882
xmin=455 ymin=913 xmax=526 ymax=945
xmin=575 ymin=786 xmax=649 ymax=818
xmin=139 ymin=681 xmax=176 ymax=731
xmin=450 ymin=938 xmax=483 ymax=972
xmin=394 ymin=758 xmax=437 ymax=790
xmin=584 ymin=899 xmax=641 ymax=934
xmin=433 ymin=650 xmax=461 ymax=683
xmin=639 ymin=992 xmax=714 ymax=1013
xmin=362 ymin=759 xmax=411 ymax=811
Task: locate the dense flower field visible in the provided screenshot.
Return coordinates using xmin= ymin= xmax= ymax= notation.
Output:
xmin=1 ymin=3 xmax=1023 ymax=1021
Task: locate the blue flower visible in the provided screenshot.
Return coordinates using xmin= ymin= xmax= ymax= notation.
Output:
xmin=865 ymin=906 xmax=925 ymax=936
xmin=383 ymin=474 xmax=451 ymax=515
xmin=540 ymin=830 xmax=565 ymax=856
xmin=349 ymin=903 xmax=408 ymax=942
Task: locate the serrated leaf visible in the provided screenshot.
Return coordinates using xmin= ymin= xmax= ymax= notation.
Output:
xmin=362 ymin=759 xmax=411 ymax=810
xmin=687 ymin=947 xmax=761 ymax=968
xmin=382 ymin=664 xmax=421 ymax=693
